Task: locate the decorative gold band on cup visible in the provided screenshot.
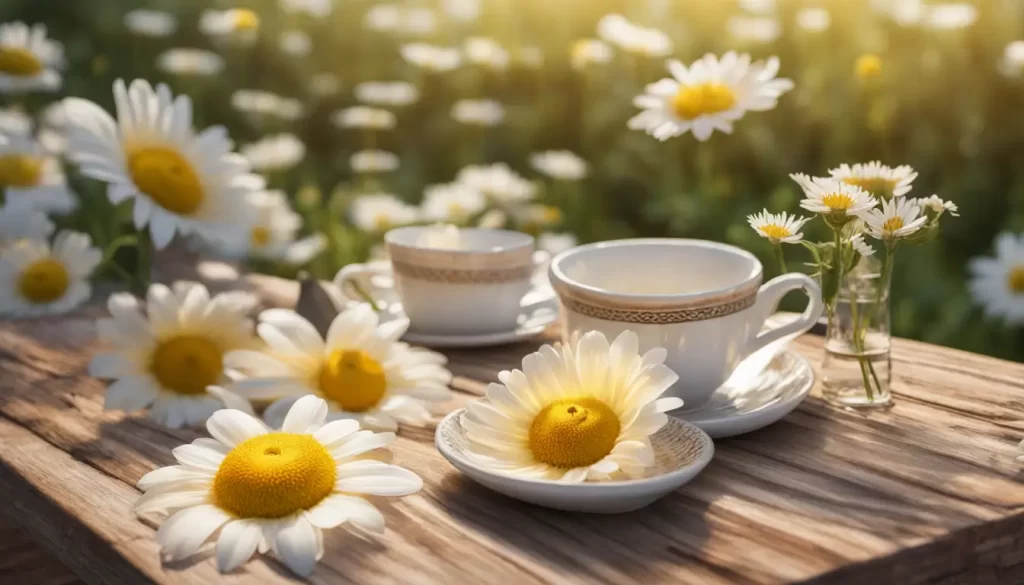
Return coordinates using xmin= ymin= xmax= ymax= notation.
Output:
xmin=560 ymin=292 xmax=758 ymax=324
xmin=391 ymin=260 xmax=533 ymax=284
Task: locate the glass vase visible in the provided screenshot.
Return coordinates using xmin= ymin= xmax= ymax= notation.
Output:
xmin=821 ymin=256 xmax=893 ymax=408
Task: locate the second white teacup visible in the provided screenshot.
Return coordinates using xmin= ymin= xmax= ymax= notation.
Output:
xmin=339 ymin=226 xmax=540 ymax=335
xmin=549 ymin=238 xmax=824 ymax=409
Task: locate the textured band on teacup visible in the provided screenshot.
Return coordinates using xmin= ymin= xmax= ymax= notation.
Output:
xmin=560 ymin=292 xmax=758 ymax=324
xmin=391 ymin=259 xmax=534 ymax=284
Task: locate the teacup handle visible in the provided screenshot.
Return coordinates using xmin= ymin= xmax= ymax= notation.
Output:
xmin=746 ymin=273 xmax=824 ymax=355
xmin=334 ymin=263 xmax=389 ymax=307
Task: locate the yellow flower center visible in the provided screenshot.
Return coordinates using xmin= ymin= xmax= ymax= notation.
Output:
xmin=448 ymin=203 xmax=466 ymax=218
xmin=1009 ymin=267 xmax=1024 ymax=295
xmin=128 ymin=147 xmax=204 ymax=215
xmin=672 ymin=83 xmax=737 ymax=120
xmin=528 ymin=398 xmax=621 ymax=469
xmin=821 ymin=193 xmax=854 ymax=211
xmin=232 ymin=9 xmax=260 ymax=31
xmin=213 ymin=433 xmax=336 ymax=519
xmin=0 ymin=154 xmax=43 ymax=187
xmin=373 ymin=214 xmax=393 ymax=232
xmin=150 ymin=335 xmax=223 ymax=395
xmin=0 ymin=46 xmax=44 ymax=77
xmin=882 ymin=216 xmax=905 ymax=233
xmin=318 ymin=350 xmax=388 ymax=412
xmin=856 ymin=54 xmax=882 ymax=80
xmin=250 ymin=226 xmax=271 ymax=248
xmin=760 ymin=224 xmax=792 ymax=240
xmin=18 ymin=259 xmax=68 ymax=304
xmin=842 ymin=177 xmax=898 ymax=200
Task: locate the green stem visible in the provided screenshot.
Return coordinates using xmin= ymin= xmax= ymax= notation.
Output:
xmin=135 ymin=230 xmax=152 ymax=293
xmin=96 ymin=235 xmax=138 ymax=285
xmin=849 ymin=295 xmax=876 ymax=400
xmin=348 ymin=280 xmax=380 ymax=312
xmin=773 ymin=243 xmax=788 ymax=274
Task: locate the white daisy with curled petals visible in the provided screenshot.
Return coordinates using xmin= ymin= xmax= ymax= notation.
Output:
xmin=918 ymin=194 xmax=959 ymax=217
xmin=226 ymin=305 xmax=453 ymax=432
xmin=829 ymin=161 xmax=917 ymax=200
xmin=861 ymin=196 xmax=927 ymax=241
xmin=63 ymin=78 xmax=264 ymax=249
xmin=849 ymin=234 xmax=876 ymax=258
xmin=134 ymin=395 xmax=422 ymax=576
xmin=0 ymin=231 xmax=99 ymax=318
xmin=969 ymin=232 xmax=1024 ymax=326
xmin=747 ymin=210 xmax=810 ymax=244
xmin=791 ymin=174 xmax=876 ymax=225
xmin=90 ymin=282 xmax=262 ymax=429
xmin=629 ymin=51 xmax=794 ymax=141
xmin=0 ymin=133 xmax=77 ymax=215
xmin=0 ymin=22 xmax=63 ymax=93
xmin=461 ymin=330 xmax=683 ymax=482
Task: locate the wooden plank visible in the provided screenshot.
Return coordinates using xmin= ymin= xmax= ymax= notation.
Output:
xmin=0 ymin=518 xmax=83 ymax=585
xmin=1 ymin=276 xmax=1023 ymax=584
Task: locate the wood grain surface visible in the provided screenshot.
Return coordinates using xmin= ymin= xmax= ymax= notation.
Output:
xmin=1 ymin=272 xmax=1023 ymax=585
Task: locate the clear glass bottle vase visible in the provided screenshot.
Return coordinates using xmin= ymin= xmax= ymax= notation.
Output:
xmin=821 ymin=256 xmax=893 ymax=408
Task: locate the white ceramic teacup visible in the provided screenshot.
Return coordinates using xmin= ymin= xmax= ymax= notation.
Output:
xmin=338 ymin=226 xmax=542 ymax=335
xmin=549 ymin=239 xmax=824 ymax=409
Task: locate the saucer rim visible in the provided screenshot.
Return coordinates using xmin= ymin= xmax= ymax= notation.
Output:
xmin=435 ymin=408 xmax=715 ymax=492
xmin=402 ymin=297 xmax=559 ymax=347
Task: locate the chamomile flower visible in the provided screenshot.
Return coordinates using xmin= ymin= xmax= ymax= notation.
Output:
xmin=570 ymin=39 xmax=613 ymax=70
xmin=451 ymin=99 xmax=504 ymax=126
xmin=512 ymin=204 xmax=563 ymax=234
xmin=350 ymin=150 xmax=400 ymax=174
xmin=597 ymin=14 xmax=672 ymax=58
xmin=464 ymin=37 xmax=509 ymax=70
xmin=354 ymin=81 xmax=419 ymax=107
xmin=90 ymin=282 xmax=262 ymax=429
xmin=461 ymin=330 xmax=683 ymax=482
xmin=861 ymin=197 xmax=927 ymax=240
xmin=417 ymin=223 xmax=462 ymax=249
xmin=124 ymin=9 xmax=178 ymax=38
xmin=477 ymin=208 xmax=507 ymax=229
xmin=537 ymin=232 xmax=578 ymax=255
xmin=365 ymin=4 xmax=436 ymax=35
xmin=199 ymin=9 xmax=261 ymax=43
xmin=400 ymin=43 xmax=462 ymax=72
xmin=0 ymin=203 xmax=53 ymax=247
xmin=530 ymin=150 xmax=588 ymax=181
xmin=829 ymin=161 xmax=917 ymax=200
xmin=64 ymin=79 xmax=264 ymax=249
xmin=226 ymin=306 xmax=453 ymax=432
xmin=332 ymin=106 xmax=396 ymax=130
xmin=999 ymin=41 xmax=1024 ymax=78
xmin=923 ymin=2 xmax=977 ymax=30
xmin=349 ymin=193 xmax=419 ymax=232
xmin=791 ymin=174 xmax=876 ymax=223
xmin=969 ymin=232 xmax=1024 ymax=326
xmin=0 ymin=22 xmax=63 ymax=93
xmin=231 ymin=89 xmax=304 ymax=121
xmin=727 ymin=15 xmax=782 ymax=44
xmin=279 ymin=30 xmax=312 ymax=57
xmin=0 ymin=133 xmax=76 ymax=215
xmin=217 ymin=191 xmax=326 ymax=265
xmin=308 ymin=73 xmax=342 ymax=97
xmin=280 ymin=0 xmax=333 ymax=18
xmin=421 ymin=182 xmax=486 ymax=223
xmin=747 ymin=210 xmax=810 ymax=244
xmin=156 ymin=48 xmax=225 ymax=77
xmin=629 ymin=52 xmax=794 ymax=141
xmin=0 ymin=231 xmax=99 ymax=317
xmin=797 ymin=7 xmax=832 ymax=32
xmin=849 ymin=234 xmax=875 ymax=258
xmin=443 ymin=0 xmax=481 ymax=22
xmin=855 ymin=54 xmax=883 ymax=80
xmin=240 ymin=134 xmax=306 ymax=173
xmin=456 ymin=163 xmax=535 ymax=204
xmin=134 ymin=395 xmax=422 ymax=576
xmin=918 ymin=194 xmax=959 ymax=217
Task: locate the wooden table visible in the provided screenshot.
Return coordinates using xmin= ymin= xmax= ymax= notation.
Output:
xmin=2 ymin=274 xmax=1024 ymax=585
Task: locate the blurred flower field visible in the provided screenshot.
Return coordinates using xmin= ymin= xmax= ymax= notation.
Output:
xmin=2 ymin=0 xmax=1024 ymax=361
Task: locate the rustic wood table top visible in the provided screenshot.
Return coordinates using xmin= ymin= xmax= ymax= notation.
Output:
xmin=2 ymin=273 xmax=1024 ymax=585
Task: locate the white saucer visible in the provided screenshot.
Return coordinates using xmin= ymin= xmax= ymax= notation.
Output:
xmin=673 ymin=348 xmax=814 ymax=439
xmin=436 ymin=409 xmax=714 ymax=513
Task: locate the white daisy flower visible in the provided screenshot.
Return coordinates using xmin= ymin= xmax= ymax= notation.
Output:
xmin=537 ymin=232 xmax=578 ymax=255
xmin=349 ymin=193 xmax=419 ymax=233
xmin=417 ymin=223 xmax=462 ymax=250
xmin=226 ymin=305 xmax=453 ymax=432
xmin=279 ymin=30 xmax=312 ymax=57
xmin=133 ymin=395 xmax=422 ymax=576
xmin=90 ymin=282 xmax=262 ymax=429
xmin=0 ymin=133 xmax=76 ymax=215
xmin=796 ymin=7 xmax=831 ymax=33
xmin=968 ymin=232 xmax=1024 ymax=326
xmin=332 ymin=106 xmax=396 ymax=130
xmin=156 ymin=48 xmax=225 ymax=77
xmin=421 ymin=182 xmax=486 ymax=223
xmin=354 ymin=81 xmax=419 ymax=107
xmin=999 ymin=41 xmax=1024 ymax=78
xmin=124 ymin=9 xmax=178 ymax=38
xmin=443 ymin=0 xmax=481 ymax=22
xmin=280 ymin=0 xmax=333 ymax=18
xmin=861 ymin=197 xmax=927 ymax=240
xmin=829 ymin=161 xmax=917 ymax=200
xmin=0 ymin=231 xmax=99 ymax=318
xmin=0 ymin=203 xmax=53 ymax=247
xmin=456 ymin=163 xmax=535 ymax=204
xmin=791 ymin=174 xmax=877 ymax=222
xmin=597 ymin=14 xmax=672 ymax=58
xmin=464 ymin=37 xmax=509 ymax=70
xmin=365 ymin=4 xmax=436 ymax=35
xmin=350 ymin=150 xmax=400 ymax=174
xmin=64 ymin=79 xmax=264 ymax=249
xmin=231 ymin=89 xmax=304 ymax=121
xmin=0 ymin=106 xmax=32 ymax=135
xmin=746 ymin=210 xmax=810 ymax=244
xmin=240 ymin=134 xmax=306 ymax=173
xmin=214 ymin=191 xmax=326 ymax=265
xmin=918 ymin=194 xmax=959 ymax=217
xmin=923 ymin=3 xmax=977 ymax=30
xmin=400 ymin=43 xmax=462 ymax=72
xmin=199 ymin=9 xmax=260 ymax=43
xmin=739 ymin=0 xmax=777 ymax=13
xmin=451 ymin=99 xmax=504 ymax=126
xmin=461 ymin=330 xmax=683 ymax=482
xmin=570 ymin=39 xmax=613 ymax=70
xmin=727 ymin=15 xmax=782 ymax=44
xmin=530 ymin=150 xmax=588 ymax=181
xmin=512 ymin=203 xmax=563 ymax=234
xmin=0 ymin=22 xmax=62 ymax=93
xmin=629 ymin=52 xmax=795 ymax=141
xmin=308 ymin=73 xmax=342 ymax=97
xmin=849 ymin=234 xmax=876 ymax=258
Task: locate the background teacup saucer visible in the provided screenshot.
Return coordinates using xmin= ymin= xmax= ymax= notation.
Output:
xmin=673 ymin=348 xmax=814 ymax=439
xmin=435 ymin=409 xmax=714 ymax=514
xmin=404 ymin=295 xmax=559 ymax=348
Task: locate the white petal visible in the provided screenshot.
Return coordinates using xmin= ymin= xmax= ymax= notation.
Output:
xmin=137 ymin=465 xmax=211 ymax=491
xmin=334 ymin=464 xmax=422 ymax=496
xmin=330 ymin=431 xmax=395 ymax=460
xmin=206 ymin=408 xmax=267 ymax=447
xmin=281 ymin=394 xmax=329 ymax=433
xmin=272 ymin=515 xmax=320 ymax=577
xmin=216 ymin=519 xmax=263 ymax=573
xmin=156 ymin=504 xmax=230 ymax=562
xmin=312 ymin=419 xmax=361 ymax=449
xmin=172 ymin=443 xmax=227 ymax=470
